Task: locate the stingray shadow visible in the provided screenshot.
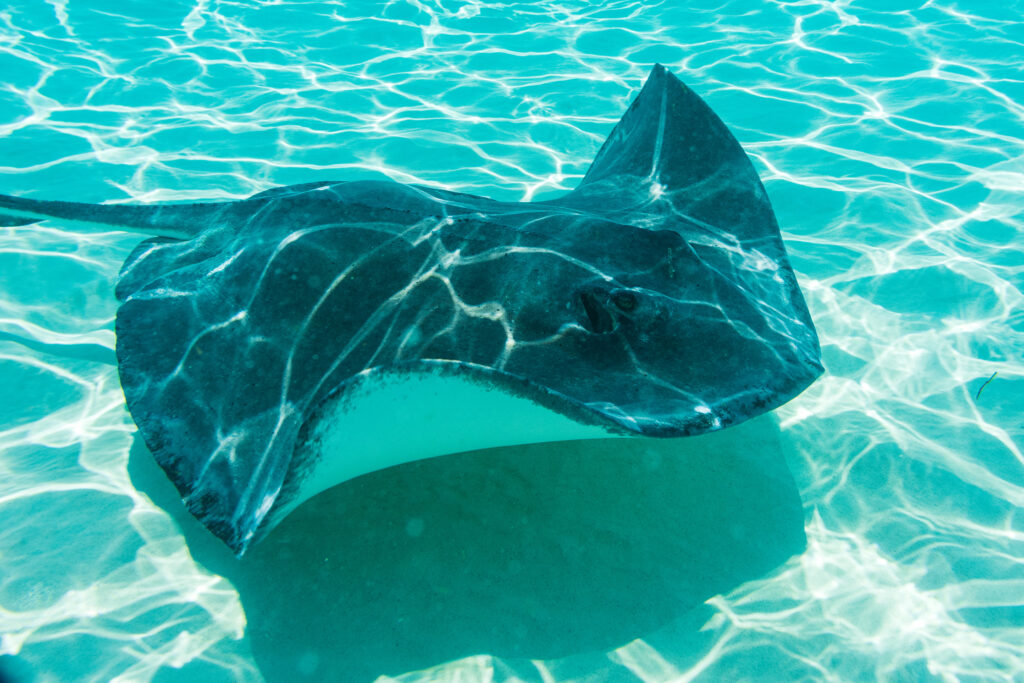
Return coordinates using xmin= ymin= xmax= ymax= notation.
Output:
xmin=129 ymin=414 xmax=805 ymax=681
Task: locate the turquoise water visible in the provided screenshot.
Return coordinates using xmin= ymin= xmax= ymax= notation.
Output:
xmin=1 ymin=0 xmax=1022 ymax=681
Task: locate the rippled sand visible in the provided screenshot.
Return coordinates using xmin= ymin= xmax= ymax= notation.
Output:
xmin=1 ymin=1 xmax=1022 ymax=681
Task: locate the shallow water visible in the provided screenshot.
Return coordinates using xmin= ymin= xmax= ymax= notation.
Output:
xmin=1 ymin=1 xmax=1022 ymax=681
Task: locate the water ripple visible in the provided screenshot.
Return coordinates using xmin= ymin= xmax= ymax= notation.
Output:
xmin=1 ymin=0 xmax=1022 ymax=681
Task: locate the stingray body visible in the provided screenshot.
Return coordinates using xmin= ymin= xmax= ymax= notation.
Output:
xmin=1 ymin=65 xmax=821 ymax=554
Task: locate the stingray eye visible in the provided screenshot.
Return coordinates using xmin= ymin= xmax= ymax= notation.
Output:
xmin=612 ymin=291 xmax=638 ymax=312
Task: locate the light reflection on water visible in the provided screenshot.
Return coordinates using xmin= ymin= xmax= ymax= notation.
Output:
xmin=1 ymin=0 xmax=1022 ymax=681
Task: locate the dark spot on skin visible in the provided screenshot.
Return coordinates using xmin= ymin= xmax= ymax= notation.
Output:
xmin=579 ymin=290 xmax=616 ymax=334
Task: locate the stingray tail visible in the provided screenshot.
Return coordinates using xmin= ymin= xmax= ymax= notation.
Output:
xmin=0 ymin=193 xmax=233 ymax=239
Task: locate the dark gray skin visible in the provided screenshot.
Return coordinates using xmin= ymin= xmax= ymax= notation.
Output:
xmin=0 ymin=65 xmax=822 ymax=554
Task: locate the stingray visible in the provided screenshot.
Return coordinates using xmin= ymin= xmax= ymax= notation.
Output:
xmin=0 ymin=65 xmax=822 ymax=555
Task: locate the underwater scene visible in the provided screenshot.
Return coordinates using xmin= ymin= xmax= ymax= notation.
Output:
xmin=1 ymin=0 xmax=1022 ymax=681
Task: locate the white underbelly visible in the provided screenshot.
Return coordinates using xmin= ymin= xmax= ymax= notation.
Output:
xmin=282 ymin=365 xmax=626 ymax=517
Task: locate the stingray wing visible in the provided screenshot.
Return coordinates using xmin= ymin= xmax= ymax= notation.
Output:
xmin=553 ymin=64 xmax=779 ymax=240
xmin=114 ymin=191 xmax=443 ymax=554
xmin=545 ymin=64 xmax=822 ymax=426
